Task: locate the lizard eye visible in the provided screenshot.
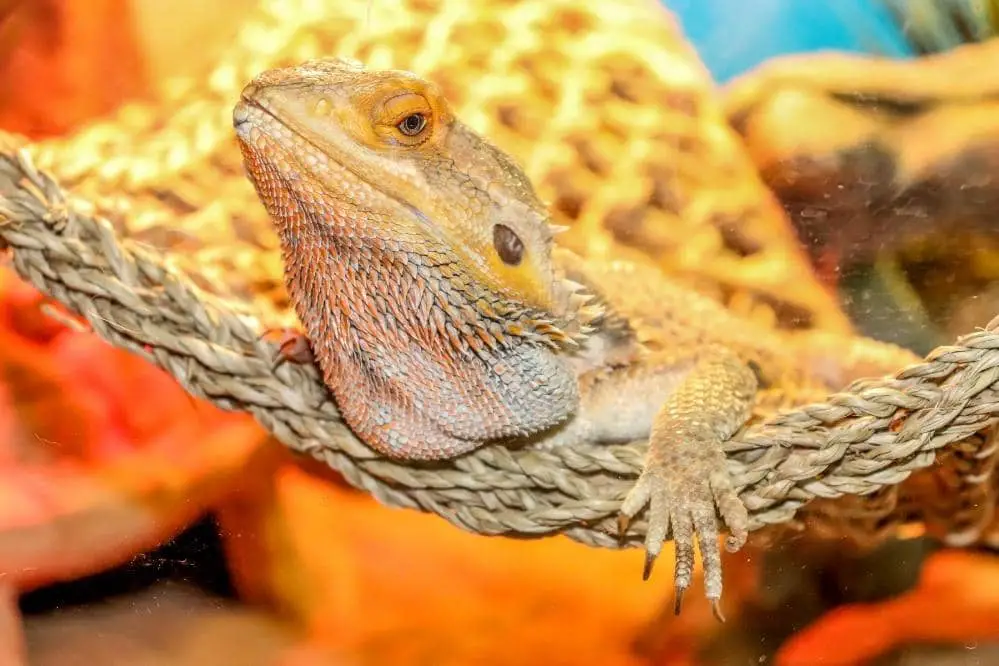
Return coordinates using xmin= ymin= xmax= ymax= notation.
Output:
xmin=493 ymin=224 xmax=524 ymax=265
xmin=377 ymin=92 xmax=440 ymax=146
xmin=397 ymin=113 xmax=427 ymax=136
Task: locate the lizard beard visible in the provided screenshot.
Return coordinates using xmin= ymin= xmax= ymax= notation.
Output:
xmin=275 ymin=209 xmax=580 ymax=461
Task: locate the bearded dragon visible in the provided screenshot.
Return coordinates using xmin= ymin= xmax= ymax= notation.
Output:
xmin=232 ymin=57 xmax=911 ymax=620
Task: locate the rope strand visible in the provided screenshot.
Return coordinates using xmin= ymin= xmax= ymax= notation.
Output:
xmin=2 ymin=147 xmax=997 ymax=550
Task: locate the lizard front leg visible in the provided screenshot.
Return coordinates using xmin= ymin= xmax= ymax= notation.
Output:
xmin=581 ymin=346 xmax=759 ymax=620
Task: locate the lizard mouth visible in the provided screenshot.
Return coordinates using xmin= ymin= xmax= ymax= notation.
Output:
xmin=232 ymin=102 xmax=254 ymax=137
xmin=232 ymin=90 xmax=278 ymax=140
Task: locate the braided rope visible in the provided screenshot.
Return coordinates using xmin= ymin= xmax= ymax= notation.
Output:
xmin=2 ymin=147 xmax=999 ymax=550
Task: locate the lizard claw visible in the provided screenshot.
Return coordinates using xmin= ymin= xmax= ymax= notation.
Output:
xmin=642 ymin=551 xmax=656 ymax=581
xmin=617 ymin=513 xmax=632 ymax=544
xmin=260 ymin=328 xmax=315 ymax=369
xmin=619 ymin=450 xmax=748 ymax=622
xmin=710 ymin=598 xmax=726 ymax=623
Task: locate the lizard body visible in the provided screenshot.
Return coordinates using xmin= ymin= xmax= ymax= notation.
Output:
xmin=231 ymin=58 xmax=894 ymax=618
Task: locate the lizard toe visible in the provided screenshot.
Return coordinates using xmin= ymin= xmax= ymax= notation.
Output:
xmin=261 ymin=328 xmax=315 ymax=369
xmin=710 ymin=468 xmax=749 ymax=552
xmin=668 ymin=484 xmax=696 ymax=612
xmin=623 ymin=453 xmax=747 ymax=621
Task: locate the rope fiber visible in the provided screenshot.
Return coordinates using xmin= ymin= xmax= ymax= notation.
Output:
xmin=3 ymin=147 xmax=999 ymax=550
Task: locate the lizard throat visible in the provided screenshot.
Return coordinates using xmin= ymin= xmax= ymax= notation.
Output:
xmin=274 ymin=220 xmax=583 ymax=457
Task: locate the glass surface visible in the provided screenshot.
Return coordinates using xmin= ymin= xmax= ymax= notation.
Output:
xmin=1 ymin=1 xmax=998 ymax=664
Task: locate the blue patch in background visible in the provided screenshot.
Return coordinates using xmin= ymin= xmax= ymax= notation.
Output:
xmin=664 ymin=0 xmax=915 ymax=83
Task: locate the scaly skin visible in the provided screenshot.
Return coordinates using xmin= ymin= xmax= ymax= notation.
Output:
xmin=231 ymin=58 xmax=903 ymax=619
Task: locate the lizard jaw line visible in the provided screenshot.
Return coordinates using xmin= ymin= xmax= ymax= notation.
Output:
xmin=234 ymin=98 xmax=441 ymax=239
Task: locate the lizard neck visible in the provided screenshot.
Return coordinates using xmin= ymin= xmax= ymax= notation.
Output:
xmin=276 ymin=213 xmax=581 ymax=460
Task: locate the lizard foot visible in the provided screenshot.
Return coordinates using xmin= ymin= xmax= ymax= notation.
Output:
xmin=260 ymin=328 xmax=315 ymax=369
xmin=618 ymin=452 xmax=749 ymax=623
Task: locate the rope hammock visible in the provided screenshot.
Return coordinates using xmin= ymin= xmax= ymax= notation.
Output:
xmin=3 ymin=147 xmax=999 ymax=551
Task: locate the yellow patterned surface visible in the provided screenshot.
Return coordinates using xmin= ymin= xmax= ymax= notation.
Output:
xmin=25 ymin=0 xmax=848 ymax=333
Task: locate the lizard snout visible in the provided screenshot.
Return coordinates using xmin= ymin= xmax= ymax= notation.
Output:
xmin=232 ymin=101 xmax=255 ymax=139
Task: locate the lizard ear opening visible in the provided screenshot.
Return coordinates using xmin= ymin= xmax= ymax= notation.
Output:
xmin=493 ymin=224 xmax=525 ymax=266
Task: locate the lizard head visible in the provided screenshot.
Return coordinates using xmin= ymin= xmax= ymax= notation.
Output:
xmin=233 ymin=58 xmax=596 ymax=458
xmin=233 ymin=57 xmax=598 ymax=349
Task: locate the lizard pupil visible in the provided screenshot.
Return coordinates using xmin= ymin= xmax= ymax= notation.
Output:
xmin=493 ymin=224 xmax=524 ymax=265
xmin=398 ymin=113 xmax=427 ymax=136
